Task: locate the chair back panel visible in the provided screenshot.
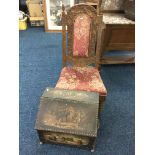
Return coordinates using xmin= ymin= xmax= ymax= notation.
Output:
xmin=62 ymin=4 xmax=102 ymax=67
xmin=73 ymin=14 xmax=91 ymax=57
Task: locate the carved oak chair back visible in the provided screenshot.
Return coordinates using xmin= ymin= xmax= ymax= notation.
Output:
xmin=61 ymin=4 xmax=103 ymax=69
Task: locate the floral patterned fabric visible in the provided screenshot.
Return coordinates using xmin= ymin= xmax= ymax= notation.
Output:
xmin=73 ymin=14 xmax=91 ymax=57
xmin=55 ymin=67 xmax=107 ymax=96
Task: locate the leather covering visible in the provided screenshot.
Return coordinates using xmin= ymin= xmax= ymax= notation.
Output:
xmin=35 ymin=88 xmax=99 ymax=137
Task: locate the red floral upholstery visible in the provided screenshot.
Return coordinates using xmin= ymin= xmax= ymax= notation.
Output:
xmin=73 ymin=14 xmax=91 ymax=57
xmin=55 ymin=67 xmax=107 ymax=96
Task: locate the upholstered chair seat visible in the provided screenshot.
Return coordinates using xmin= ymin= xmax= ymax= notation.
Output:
xmin=55 ymin=67 xmax=107 ymax=96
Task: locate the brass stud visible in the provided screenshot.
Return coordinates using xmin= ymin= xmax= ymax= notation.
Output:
xmin=39 ymin=141 xmax=43 ymax=145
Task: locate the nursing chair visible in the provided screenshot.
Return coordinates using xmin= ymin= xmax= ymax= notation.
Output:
xmin=55 ymin=4 xmax=107 ymax=111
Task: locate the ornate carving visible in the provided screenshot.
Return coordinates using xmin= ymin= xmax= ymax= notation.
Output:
xmin=62 ymin=4 xmax=102 ymax=68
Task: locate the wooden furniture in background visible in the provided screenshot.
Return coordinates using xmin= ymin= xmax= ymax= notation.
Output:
xmin=101 ymin=0 xmax=125 ymax=12
xmin=99 ymin=0 xmax=135 ymax=64
xmin=26 ymin=0 xmax=44 ymax=26
xmin=75 ymin=0 xmax=102 ymax=14
xmin=85 ymin=0 xmax=102 ymax=14
xmin=55 ymin=4 xmax=107 ymax=112
xmin=100 ymin=13 xmax=135 ymax=64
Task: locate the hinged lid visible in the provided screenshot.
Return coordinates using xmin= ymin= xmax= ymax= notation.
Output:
xmin=35 ymin=88 xmax=99 ymax=137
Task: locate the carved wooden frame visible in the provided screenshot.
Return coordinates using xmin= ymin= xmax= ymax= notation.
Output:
xmin=62 ymin=4 xmax=103 ymax=69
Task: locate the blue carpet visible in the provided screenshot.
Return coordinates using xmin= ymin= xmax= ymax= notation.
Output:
xmin=19 ymin=27 xmax=135 ymax=155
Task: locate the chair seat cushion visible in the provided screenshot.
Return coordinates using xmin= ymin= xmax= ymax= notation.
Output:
xmin=55 ymin=67 xmax=107 ymax=96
